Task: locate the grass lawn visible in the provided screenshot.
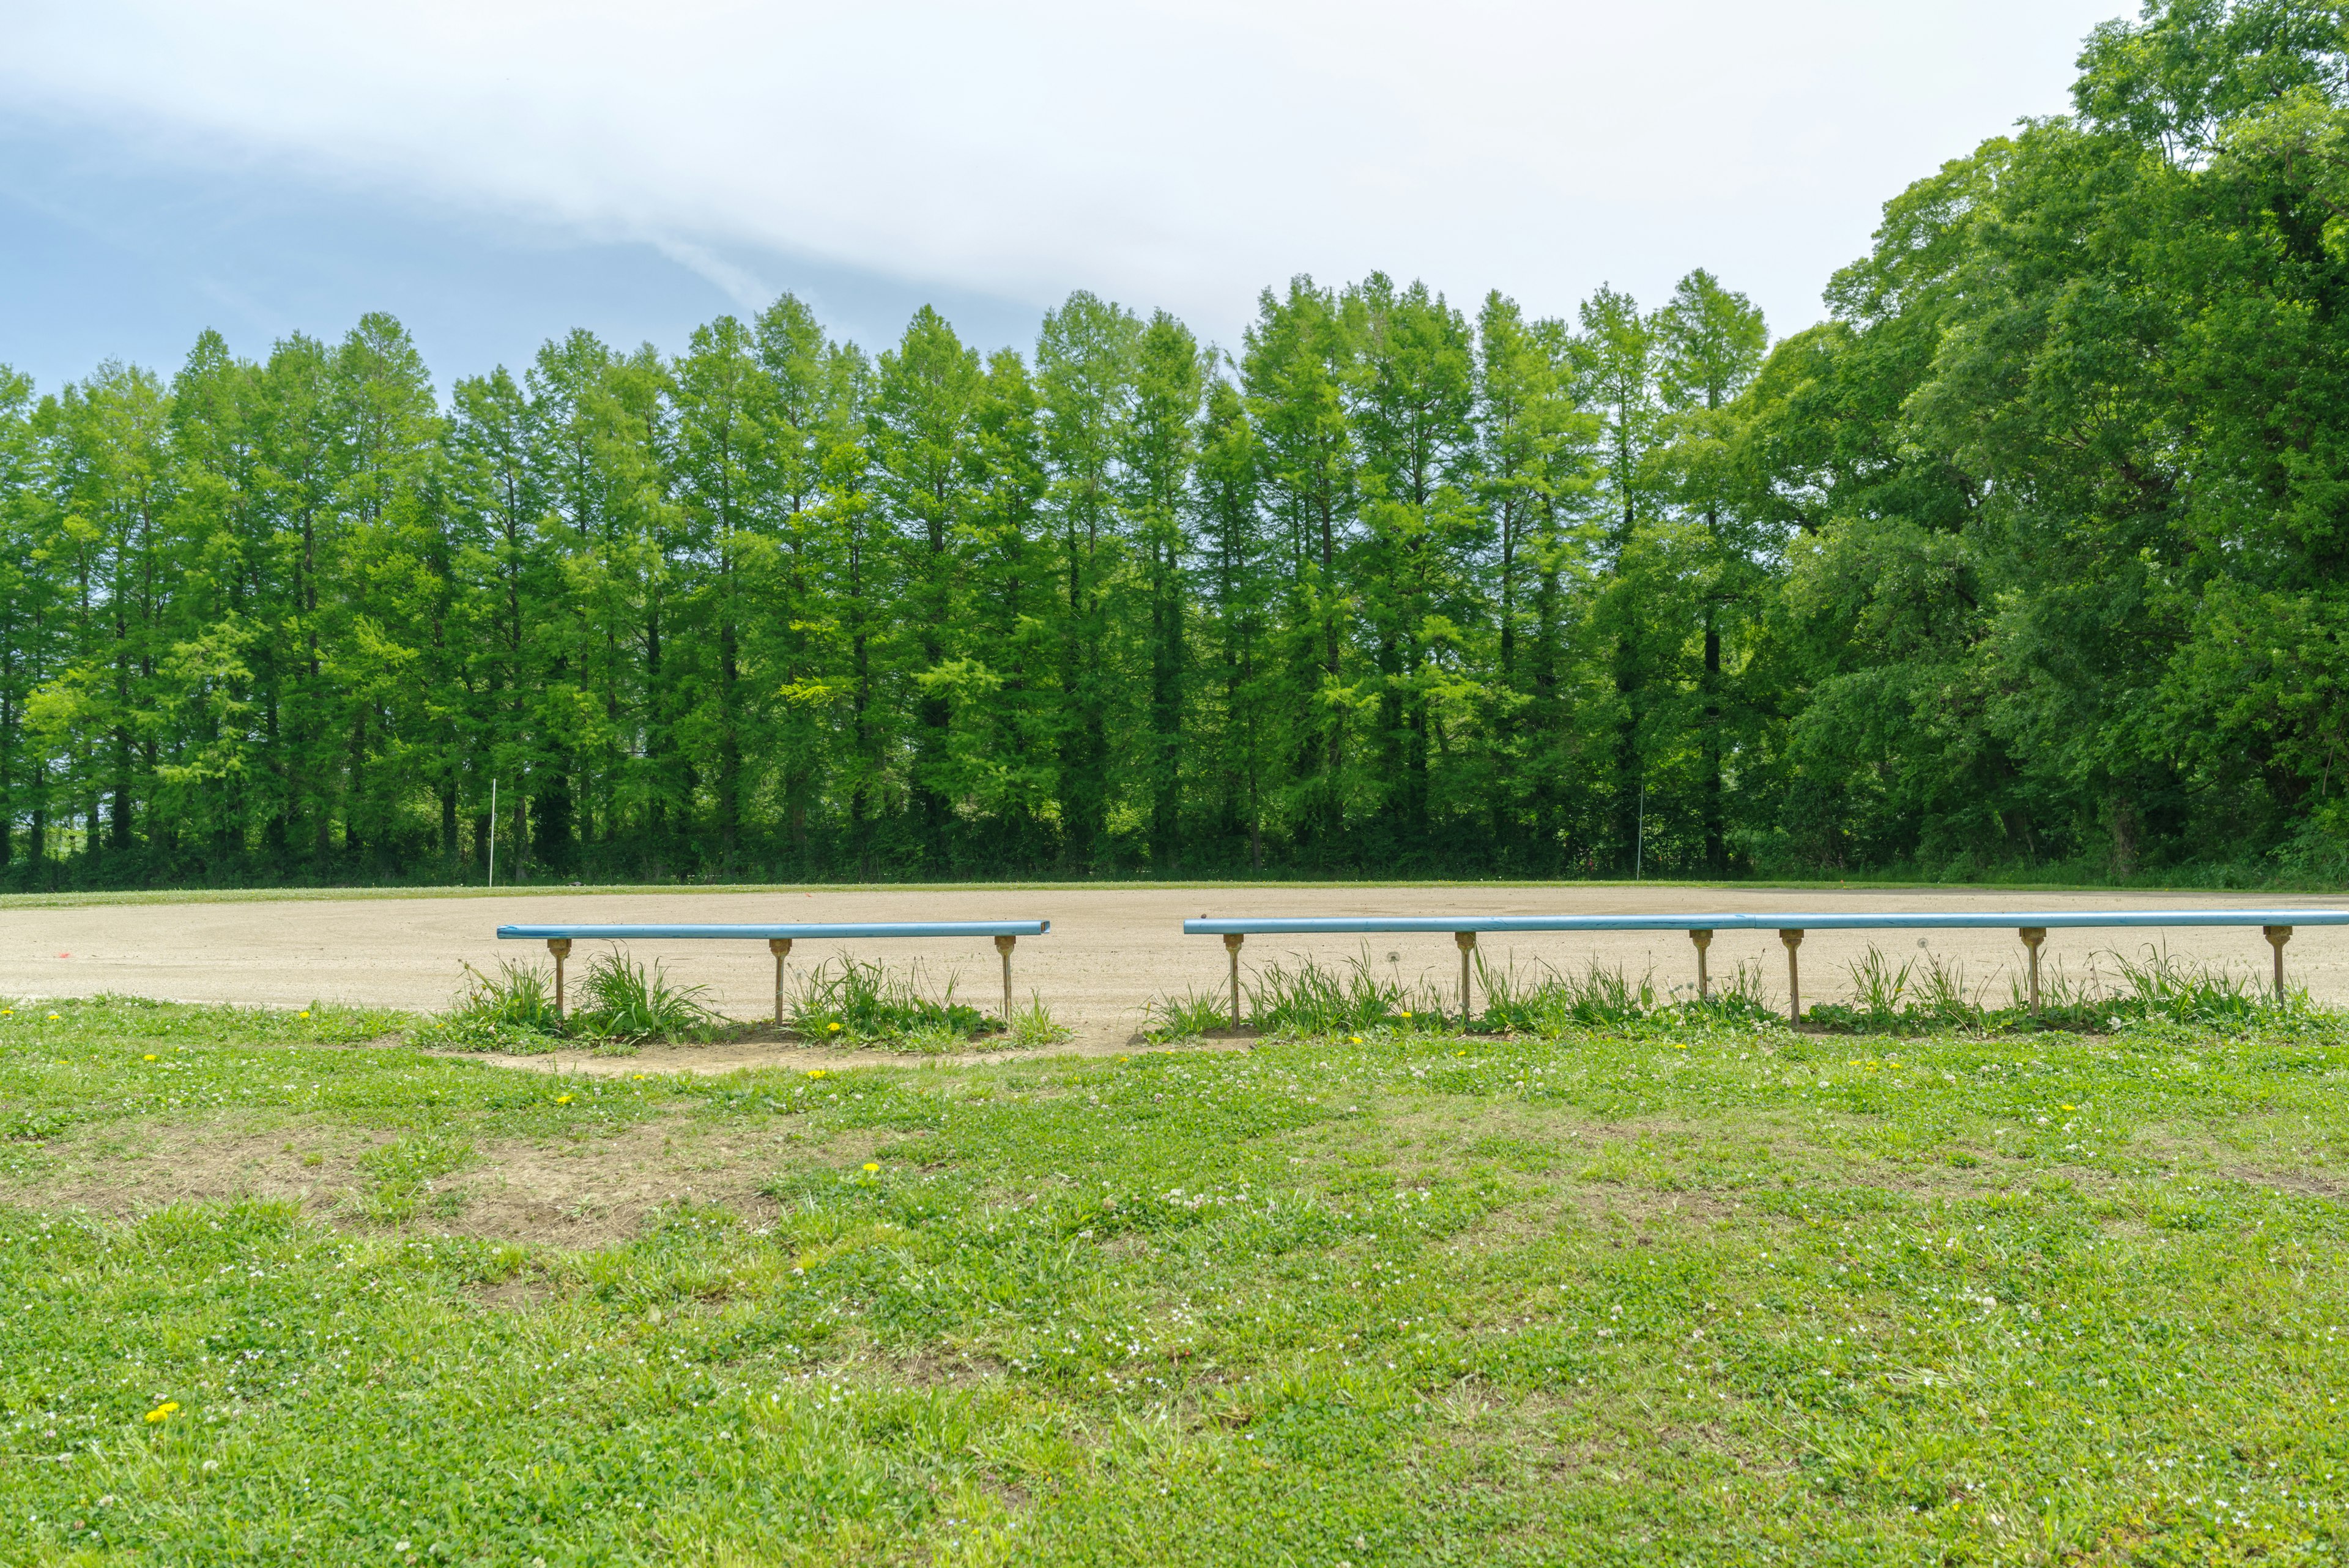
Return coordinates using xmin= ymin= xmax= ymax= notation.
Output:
xmin=2 ymin=998 xmax=2347 ymax=1563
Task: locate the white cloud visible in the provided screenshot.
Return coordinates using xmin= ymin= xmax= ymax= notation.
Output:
xmin=2 ymin=0 xmax=2129 ymax=341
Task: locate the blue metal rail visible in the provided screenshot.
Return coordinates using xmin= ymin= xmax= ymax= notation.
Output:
xmin=496 ymin=920 xmax=1049 ymax=1024
xmin=1185 ymin=909 xmax=2348 ymax=1021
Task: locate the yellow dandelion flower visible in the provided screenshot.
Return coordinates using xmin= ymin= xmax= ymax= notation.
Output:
xmin=2060 ymin=1103 xmax=2075 ymax=1111
xmin=862 ymin=1162 xmax=880 ymax=1173
xmin=1400 ymin=1010 xmax=1412 ymax=1020
xmin=807 ymin=1068 xmax=828 ymax=1079
xmin=556 ymin=1093 xmax=573 ymax=1105
xmin=144 ymin=1053 xmax=158 ymax=1061
xmin=298 ymin=1010 xmax=311 ymax=1020
xmin=46 ymin=1013 xmax=59 ymax=1020
xmin=144 ymin=1400 xmax=179 ymax=1424
xmin=826 ymin=1021 xmax=842 ymax=1033
xmin=1348 ymin=1035 xmax=1363 ymax=1044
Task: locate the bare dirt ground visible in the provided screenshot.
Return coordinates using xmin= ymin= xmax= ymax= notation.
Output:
xmin=2 ymin=883 xmax=2344 ymax=1055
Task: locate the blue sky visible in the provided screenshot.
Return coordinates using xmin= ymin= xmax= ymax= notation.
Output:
xmin=2 ymin=0 xmax=2131 ymax=392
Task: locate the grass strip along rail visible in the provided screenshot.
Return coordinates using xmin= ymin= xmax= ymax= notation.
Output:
xmin=1185 ymin=909 xmax=2349 ymax=1024
xmin=497 ymin=920 xmax=1051 ymax=1028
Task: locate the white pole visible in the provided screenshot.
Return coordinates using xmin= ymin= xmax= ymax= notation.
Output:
xmin=488 ymin=778 xmax=497 ymax=891
xmin=1635 ymin=782 xmax=1644 ymax=880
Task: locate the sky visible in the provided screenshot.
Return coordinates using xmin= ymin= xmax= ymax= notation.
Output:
xmin=1 ymin=0 xmax=2134 ymax=390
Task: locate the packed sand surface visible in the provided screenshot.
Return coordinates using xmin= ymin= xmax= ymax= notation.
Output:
xmin=3 ymin=885 xmax=2345 ymax=1052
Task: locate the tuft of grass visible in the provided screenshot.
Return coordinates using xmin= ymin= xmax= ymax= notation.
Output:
xmin=1813 ymin=948 xmax=1990 ymax=1033
xmin=1140 ymin=986 xmax=1230 ymax=1041
xmin=1244 ymin=950 xmax=1452 ymax=1036
xmin=1801 ymin=942 xmax=2303 ymax=1035
xmin=572 ymin=950 xmax=716 ymax=1043
xmin=1006 ymin=991 xmax=1069 ymax=1049
xmin=1475 ymin=957 xmax=1658 ymax=1033
xmin=787 ymin=956 xmax=994 ymax=1045
xmin=414 ymin=959 xmax=565 ymax=1052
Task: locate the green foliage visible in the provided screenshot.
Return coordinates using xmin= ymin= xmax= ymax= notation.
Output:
xmin=1475 ymin=957 xmax=1658 ymax=1031
xmin=571 ymin=950 xmax=715 ymax=1043
xmin=412 ymin=959 xmax=564 ymax=1052
xmin=9 ymin=0 xmax=2349 ymax=889
xmin=1140 ymin=986 xmax=1231 ymax=1040
xmin=786 ymin=956 xmax=995 ymax=1045
xmin=1242 ymin=951 xmax=1454 ymax=1036
xmin=1802 ymin=942 xmax=2304 ymax=1035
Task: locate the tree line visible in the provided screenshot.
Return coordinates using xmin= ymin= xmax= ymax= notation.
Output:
xmin=2 ymin=0 xmax=2345 ymax=888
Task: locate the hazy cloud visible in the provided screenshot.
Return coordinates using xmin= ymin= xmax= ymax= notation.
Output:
xmin=4 ymin=0 xmax=2127 ymax=343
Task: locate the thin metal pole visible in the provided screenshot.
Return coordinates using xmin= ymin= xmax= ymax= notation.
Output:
xmin=1454 ymin=931 xmax=1477 ymax=1021
xmin=769 ymin=937 xmax=792 ymax=1027
xmin=488 ymin=778 xmax=497 ymax=890
xmin=2265 ymin=924 xmax=2293 ymax=1004
xmin=1690 ymin=929 xmax=1712 ymax=998
xmin=995 ymin=934 xmax=1017 ymax=1027
xmin=1781 ymin=929 xmax=1803 ymax=1024
xmin=2019 ymin=927 xmax=2045 ymax=1013
xmin=1635 ymin=784 xmax=1644 ymax=880
xmin=1225 ymin=932 xmax=1245 ymax=1030
xmin=547 ymin=937 xmax=571 ymax=1025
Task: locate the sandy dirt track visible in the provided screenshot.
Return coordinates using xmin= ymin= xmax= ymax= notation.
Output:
xmin=2 ymin=884 xmax=2346 ymax=1047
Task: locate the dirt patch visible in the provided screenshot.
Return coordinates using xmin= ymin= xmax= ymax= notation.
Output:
xmin=2230 ymin=1167 xmax=2349 ymax=1200
xmin=1 ymin=1110 xmax=890 ymax=1248
xmin=422 ymin=1032 xmax=1250 ymax=1079
xmin=1 ymin=1113 xmax=374 ymax=1218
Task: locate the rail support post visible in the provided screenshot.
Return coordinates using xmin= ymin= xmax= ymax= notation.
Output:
xmin=1455 ymin=931 xmax=1478 ymax=1022
xmin=546 ymin=937 xmax=573 ymax=1027
xmin=768 ymin=937 xmax=792 ymax=1027
xmin=1690 ymin=930 xmax=1713 ymax=1000
xmin=2018 ymin=927 xmax=2046 ymax=1014
xmin=994 ymin=934 xmax=1017 ymax=1030
xmin=1223 ymin=932 xmax=1245 ymax=1030
xmin=2264 ymin=924 xmax=2293 ymax=1005
xmin=1780 ymin=929 xmax=1804 ymax=1024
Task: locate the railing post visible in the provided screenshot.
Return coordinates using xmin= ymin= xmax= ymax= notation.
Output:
xmin=1780 ymin=929 xmax=1803 ymax=1024
xmin=2018 ymin=927 xmax=2046 ymax=1014
xmin=768 ymin=936 xmax=792 ymax=1027
xmin=546 ymin=937 xmax=572 ymax=1026
xmin=1223 ymin=932 xmax=1245 ymax=1030
xmin=994 ymin=934 xmax=1017 ymax=1028
xmin=1690 ymin=930 xmax=1712 ymax=999
xmin=2264 ymin=925 xmax=2293 ymax=1004
xmin=1455 ymin=931 xmax=1478 ymax=1022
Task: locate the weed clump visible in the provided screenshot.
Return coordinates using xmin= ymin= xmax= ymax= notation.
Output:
xmin=1140 ymin=987 xmax=1231 ymax=1041
xmin=571 ymin=952 xmax=715 ymax=1044
xmin=1243 ymin=952 xmax=1452 ymax=1036
xmin=415 ymin=960 xmax=565 ymax=1053
xmin=1797 ymin=943 xmax=2309 ymax=1035
xmin=787 ymin=956 xmax=1018 ymax=1047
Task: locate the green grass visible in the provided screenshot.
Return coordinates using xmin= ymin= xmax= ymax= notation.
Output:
xmin=4 ymin=997 xmax=2349 ymax=1561
xmin=785 ymin=956 xmax=1006 ymax=1048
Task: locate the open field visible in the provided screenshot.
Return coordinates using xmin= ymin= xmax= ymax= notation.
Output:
xmin=4 ymin=997 xmax=2348 ymax=1562
xmin=2 ymin=884 xmax=2346 ymax=1052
